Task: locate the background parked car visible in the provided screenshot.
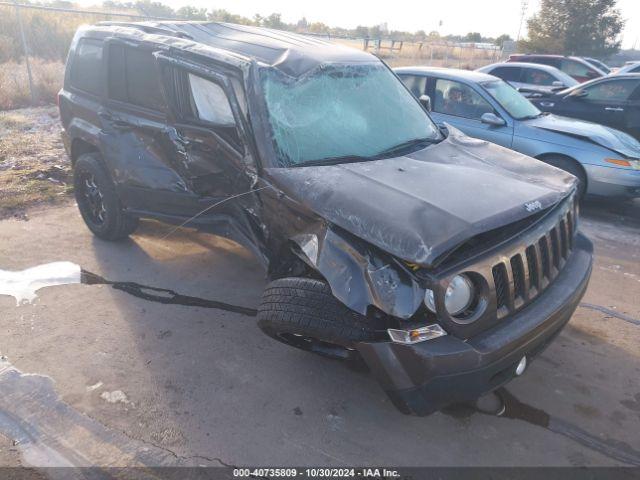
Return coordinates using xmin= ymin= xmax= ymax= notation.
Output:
xmin=507 ymin=54 xmax=605 ymax=83
xmin=395 ymin=67 xmax=640 ymax=199
xmin=477 ymin=62 xmax=577 ymax=96
xmin=582 ymin=57 xmax=611 ymax=74
xmin=528 ymin=73 xmax=640 ymax=140
xmin=614 ymin=61 xmax=640 ymax=75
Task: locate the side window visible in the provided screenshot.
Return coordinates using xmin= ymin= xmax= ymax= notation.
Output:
xmin=490 ymin=67 xmax=521 ymax=82
xmin=561 ymin=59 xmax=592 ymax=78
xmin=398 ymin=74 xmax=427 ymax=98
xmin=107 ymin=44 xmax=166 ymax=112
xmin=188 ymin=74 xmax=235 ymax=126
xmin=70 ymin=39 xmax=104 ymax=96
xmin=522 ymin=68 xmax=556 ymax=86
xmin=584 ymin=80 xmax=638 ymax=102
xmin=631 ymin=65 xmax=640 ymax=73
xmin=433 ymin=79 xmax=493 ymax=119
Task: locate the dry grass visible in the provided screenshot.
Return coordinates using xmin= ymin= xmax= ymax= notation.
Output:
xmin=0 ymin=59 xmax=64 ymax=110
xmin=0 ymin=106 xmax=71 ymax=218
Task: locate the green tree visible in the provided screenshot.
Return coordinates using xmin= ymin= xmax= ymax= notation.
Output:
xmin=463 ymin=32 xmax=482 ymax=42
xmin=495 ymin=34 xmax=513 ymax=47
xmin=522 ymin=0 xmax=624 ymax=57
xmin=177 ymin=6 xmax=208 ymax=20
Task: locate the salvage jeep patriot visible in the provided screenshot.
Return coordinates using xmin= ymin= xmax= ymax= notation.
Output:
xmin=59 ymin=22 xmax=593 ymax=415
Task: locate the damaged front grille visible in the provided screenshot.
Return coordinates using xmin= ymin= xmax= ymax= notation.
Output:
xmin=491 ymin=202 xmax=577 ymax=319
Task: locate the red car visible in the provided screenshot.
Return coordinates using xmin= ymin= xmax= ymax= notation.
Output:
xmin=508 ymin=54 xmax=605 ymax=83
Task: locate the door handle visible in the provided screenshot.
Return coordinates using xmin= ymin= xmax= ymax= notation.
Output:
xmin=605 ymin=107 xmax=624 ymax=112
xmin=539 ymin=101 xmax=555 ymax=108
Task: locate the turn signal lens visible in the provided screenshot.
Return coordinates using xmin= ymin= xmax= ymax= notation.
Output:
xmin=605 ymin=158 xmax=640 ymax=170
xmin=387 ymin=324 xmax=447 ymax=344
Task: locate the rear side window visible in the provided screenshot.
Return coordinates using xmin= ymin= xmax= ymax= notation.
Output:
xmin=107 ymin=44 xmax=166 ymax=112
xmin=398 ymin=74 xmax=427 ymax=97
xmin=70 ymin=39 xmax=104 ymax=96
xmin=521 ymin=68 xmax=556 ymax=86
xmin=489 ymin=66 xmax=521 ymax=82
xmin=631 ymin=65 xmax=640 ymax=73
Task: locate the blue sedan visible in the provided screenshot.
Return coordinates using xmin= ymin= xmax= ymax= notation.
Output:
xmin=395 ymin=67 xmax=640 ymax=199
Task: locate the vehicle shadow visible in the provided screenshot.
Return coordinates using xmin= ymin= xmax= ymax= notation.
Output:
xmin=82 ymin=219 xmax=640 ymax=467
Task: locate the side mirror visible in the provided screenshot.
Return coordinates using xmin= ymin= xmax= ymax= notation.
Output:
xmin=419 ymin=94 xmax=432 ymax=111
xmin=480 ymin=112 xmax=506 ymax=127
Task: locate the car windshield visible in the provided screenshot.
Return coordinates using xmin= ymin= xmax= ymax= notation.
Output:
xmin=481 ymin=80 xmax=542 ymax=120
xmin=260 ymin=63 xmax=441 ymax=167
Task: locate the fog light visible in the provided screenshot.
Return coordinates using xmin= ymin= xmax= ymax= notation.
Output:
xmin=515 ymin=356 xmax=527 ymax=376
xmin=387 ymin=324 xmax=447 ymax=344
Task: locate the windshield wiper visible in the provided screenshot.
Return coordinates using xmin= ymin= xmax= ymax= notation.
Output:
xmin=292 ymin=137 xmax=437 ymax=168
xmin=372 ymin=137 xmax=438 ymax=159
xmin=295 ymin=155 xmax=373 ymax=167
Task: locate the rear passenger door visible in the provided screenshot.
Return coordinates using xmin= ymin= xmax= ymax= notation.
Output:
xmin=428 ymin=78 xmax=514 ymax=147
xmin=100 ymin=40 xmax=197 ymax=216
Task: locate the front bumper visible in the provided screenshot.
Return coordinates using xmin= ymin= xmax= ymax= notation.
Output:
xmin=356 ymin=233 xmax=593 ymax=416
xmin=585 ymin=164 xmax=640 ymax=198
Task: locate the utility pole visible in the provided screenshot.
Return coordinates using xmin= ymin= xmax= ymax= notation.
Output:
xmin=14 ymin=0 xmax=36 ymax=105
xmin=516 ymin=0 xmax=529 ymax=42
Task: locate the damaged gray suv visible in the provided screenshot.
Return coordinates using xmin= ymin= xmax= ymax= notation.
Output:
xmin=59 ymin=22 xmax=593 ymax=416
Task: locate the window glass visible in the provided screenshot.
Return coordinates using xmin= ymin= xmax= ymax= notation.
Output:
xmin=71 ymin=39 xmax=103 ymax=96
xmin=125 ymin=48 xmax=165 ymax=111
xmin=584 ymin=80 xmax=639 ymax=102
xmin=433 ymin=79 xmax=493 ymax=119
xmin=399 ymin=74 xmax=427 ymax=97
xmin=630 ymin=65 xmax=640 ymax=73
xmin=107 ymin=44 xmax=127 ymax=102
xmin=522 ymin=68 xmax=555 ymax=86
xmin=188 ymin=74 xmax=235 ymax=125
xmin=481 ymin=80 xmax=541 ymax=120
xmin=561 ymin=59 xmax=592 ymax=78
xmin=260 ymin=63 xmax=440 ymax=167
xmin=490 ymin=66 xmax=521 ymax=82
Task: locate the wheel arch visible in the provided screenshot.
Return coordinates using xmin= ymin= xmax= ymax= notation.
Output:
xmin=70 ymin=138 xmax=100 ymax=166
xmin=534 ymin=152 xmax=588 ymax=189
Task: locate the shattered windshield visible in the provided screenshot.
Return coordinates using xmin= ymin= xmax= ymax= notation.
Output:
xmin=260 ymin=63 xmax=441 ymax=167
xmin=481 ymin=80 xmax=542 ymax=120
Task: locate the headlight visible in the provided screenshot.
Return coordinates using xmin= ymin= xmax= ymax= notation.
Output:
xmin=424 ymin=274 xmax=475 ymax=316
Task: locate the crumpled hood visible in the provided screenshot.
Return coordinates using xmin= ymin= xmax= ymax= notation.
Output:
xmin=526 ymin=114 xmax=640 ymax=159
xmin=266 ymin=127 xmax=576 ymax=268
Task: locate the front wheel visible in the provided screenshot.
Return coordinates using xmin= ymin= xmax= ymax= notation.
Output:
xmin=74 ymin=152 xmax=139 ymax=241
xmin=257 ymin=277 xmax=380 ymax=361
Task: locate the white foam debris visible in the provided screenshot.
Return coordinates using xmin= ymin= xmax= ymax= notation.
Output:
xmin=100 ymin=390 xmax=129 ymax=404
xmin=0 ymin=262 xmax=81 ymax=305
xmin=86 ymin=381 xmax=103 ymax=392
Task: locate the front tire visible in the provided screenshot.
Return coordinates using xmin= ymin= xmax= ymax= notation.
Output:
xmin=74 ymin=152 xmax=138 ymax=241
xmin=257 ymin=277 xmax=379 ymax=361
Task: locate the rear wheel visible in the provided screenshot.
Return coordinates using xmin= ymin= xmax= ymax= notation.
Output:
xmin=74 ymin=153 xmax=138 ymax=241
xmin=257 ymin=277 xmax=379 ymax=362
xmin=538 ymin=155 xmax=587 ymax=199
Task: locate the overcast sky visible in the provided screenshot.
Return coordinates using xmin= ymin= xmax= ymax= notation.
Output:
xmin=85 ymin=0 xmax=640 ymax=49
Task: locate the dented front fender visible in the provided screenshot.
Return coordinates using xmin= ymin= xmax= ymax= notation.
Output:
xmin=293 ymin=227 xmax=423 ymax=319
